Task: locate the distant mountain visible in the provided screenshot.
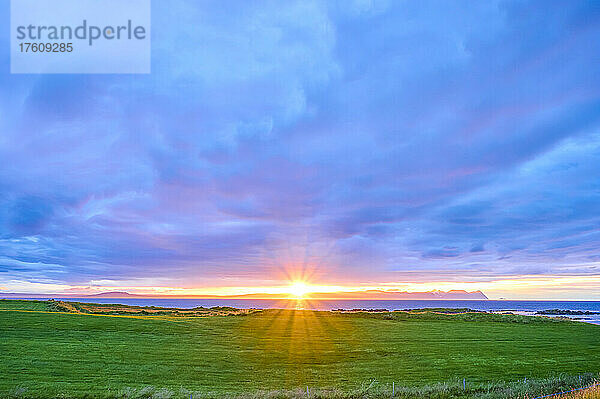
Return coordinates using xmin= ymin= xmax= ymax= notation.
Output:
xmin=1 ymin=289 xmax=489 ymax=300
xmin=0 ymin=291 xmax=146 ymax=299
xmin=196 ymin=289 xmax=489 ymax=300
xmin=85 ymin=291 xmax=145 ymax=298
xmin=297 ymin=289 xmax=489 ymax=300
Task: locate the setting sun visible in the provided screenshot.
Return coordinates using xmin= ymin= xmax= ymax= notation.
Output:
xmin=289 ymin=281 xmax=310 ymax=298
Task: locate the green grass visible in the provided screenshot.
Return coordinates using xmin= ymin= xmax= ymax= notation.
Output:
xmin=0 ymin=300 xmax=599 ymax=398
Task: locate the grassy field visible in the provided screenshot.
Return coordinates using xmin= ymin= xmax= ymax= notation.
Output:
xmin=0 ymin=300 xmax=599 ymax=398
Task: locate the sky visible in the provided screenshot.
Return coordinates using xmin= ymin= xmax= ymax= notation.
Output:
xmin=1 ymin=0 xmax=600 ymax=300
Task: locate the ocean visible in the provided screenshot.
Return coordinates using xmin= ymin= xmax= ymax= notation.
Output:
xmin=10 ymin=297 xmax=600 ymax=324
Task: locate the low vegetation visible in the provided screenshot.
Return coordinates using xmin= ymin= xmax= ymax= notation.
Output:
xmin=6 ymin=375 xmax=599 ymax=399
xmin=46 ymin=299 xmax=257 ymax=316
xmin=1 ymin=300 xmax=598 ymax=398
xmin=536 ymin=309 xmax=600 ymax=316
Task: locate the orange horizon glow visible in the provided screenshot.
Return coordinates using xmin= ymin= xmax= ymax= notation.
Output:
xmin=2 ymin=274 xmax=600 ymax=300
